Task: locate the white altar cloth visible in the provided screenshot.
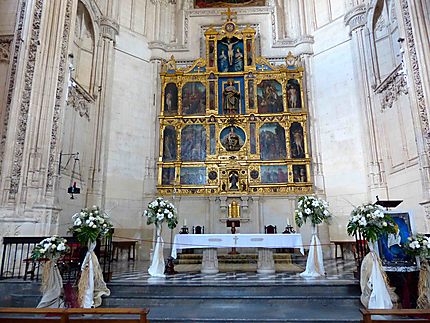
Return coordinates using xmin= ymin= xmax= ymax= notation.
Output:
xmin=171 ymin=233 xmax=304 ymax=259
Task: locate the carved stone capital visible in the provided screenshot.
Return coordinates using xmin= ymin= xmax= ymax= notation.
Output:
xmin=99 ymin=17 xmax=119 ymax=43
xmin=344 ymin=4 xmax=367 ymax=34
xmin=375 ymin=64 xmax=408 ymax=110
xmin=67 ymin=83 xmax=93 ymax=120
xmin=0 ymin=36 xmax=13 ymax=62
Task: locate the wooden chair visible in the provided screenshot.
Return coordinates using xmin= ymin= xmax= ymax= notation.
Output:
xmin=192 ymin=225 xmax=205 ymax=234
xmin=264 ymin=225 xmax=277 ymax=234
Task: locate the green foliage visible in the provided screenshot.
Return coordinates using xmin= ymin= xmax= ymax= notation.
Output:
xmin=294 ymin=195 xmax=331 ymax=227
xmin=31 ymin=235 xmax=69 ymax=260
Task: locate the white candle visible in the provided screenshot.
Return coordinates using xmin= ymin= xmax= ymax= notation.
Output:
xmin=286 ymin=218 xmax=290 ymax=226
xmin=184 ymin=219 xmax=187 ymax=226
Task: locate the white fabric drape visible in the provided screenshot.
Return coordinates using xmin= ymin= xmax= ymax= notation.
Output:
xmin=79 ymin=241 xmax=110 ymax=308
xmin=360 ymin=242 xmax=393 ymax=309
xmin=148 ymin=224 xmax=165 ymax=277
xmin=37 ymin=260 xmax=63 ymax=308
xmin=300 ymin=225 xmax=325 ymax=278
xmin=417 ymin=259 xmax=430 ymax=309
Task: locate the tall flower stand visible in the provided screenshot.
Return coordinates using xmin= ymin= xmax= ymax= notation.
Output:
xmin=78 ymin=241 xmax=110 ymax=308
xmin=148 ymin=224 xmax=165 ymax=277
xmin=360 ymin=242 xmax=393 ymax=309
xmin=417 ymin=259 xmax=430 ymax=309
xmin=37 ymin=259 xmax=63 ymax=308
xmin=300 ymin=225 xmax=325 ymax=278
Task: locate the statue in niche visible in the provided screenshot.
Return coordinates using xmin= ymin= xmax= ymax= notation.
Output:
xmin=223 ymin=79 xmax=240 ymax=114
xmin=229 ymin=171 xmax=239 ymax=190
xmin=233 ymin=47 xmax=244 ymax=72
xmin=286 ymin=79 xmax=302 ymax=111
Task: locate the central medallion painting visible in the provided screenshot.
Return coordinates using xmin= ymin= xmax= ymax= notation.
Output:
xmin=157 ymin=14 xmax=311 ymax=196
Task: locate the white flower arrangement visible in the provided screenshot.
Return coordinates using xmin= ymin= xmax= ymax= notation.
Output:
xmin=404 ymin=234 xmax=430 ymax=259
xmin=347 ymin=203 xmax=396 ymax=243
xmin=31 ymin=235 xmax=69 ymax=260
xmin=294 ymin=195 xmax=331 ymax=227
xmin=70 ymin=205 xmax=113 ymax=244
xmin=144 ymin=197 xmax=178 ymax=229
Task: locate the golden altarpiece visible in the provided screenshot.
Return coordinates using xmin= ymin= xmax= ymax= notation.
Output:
xmin=157 ymin=14 xmax=312 ymax=197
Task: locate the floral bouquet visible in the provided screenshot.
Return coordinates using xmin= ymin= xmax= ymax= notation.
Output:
xmin=404 ymin=234 xmax=430 ymax=258
xmin=31 ymin=235 xmax=69 ymax=260
xmin=144 ymin=197 xmax=178 ymax=229
xmin=70 ymin=205 xmax=113 ymax=244
xmin=347 ymin=203 xmax=396 ymax=243
xmin=294 ymin=195 xmax=331 ymax=227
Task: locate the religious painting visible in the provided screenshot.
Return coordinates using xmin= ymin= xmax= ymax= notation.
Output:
xmin=208 ymin=40 xmax=215 ymax=67
xmin=209 ymin=81 xmax=216 ymax=110
xmin=162 ymin=126 xmax=177 ymax=162
xmin=259 ymin=123 xmax=286 ymax=160
xmin=249 ymin=122 xmax=256 ymax=154
xmin=286 ymin=79 xmax=302 ymax=112
xmin=246 ymin=39 xmax=253 ymax=66
xmin=377 ymin=212 xmax=417 ymax=271
xmin=217 ymin=37 xmax=244 ymax=73
xmin=182 ymin=82 xmax=206 ymax=115
xmin=219 ymin=78 xmax=244 ymax=114
xmin=290 ymin=122 xmax=305 ymax=158
xmin=180 ymin=167 xmax=206 ymax=185
xmin=209 ymin=124 xmax=216 ymax=155
xmin=164 ymin=83 xmax=178 ymax=115
xmin=248 ymin=79 xmax=255 ymax=110
xmin=293 ymin=165 xmax=307 ymax=183
xmin=261 ymin=165 xmax=288 ymax=184
xmin=194 ymin=0 xmax=265 ymax=8
xmin=180 ymin=125 xmax=207 ymax=161
xmin=220 ymin=126 xmax=246 ymax=151
xmin=257 ymin=80 xmax=283 ymax=114
xmin=161 ymin=167 xmax=175 ymax=185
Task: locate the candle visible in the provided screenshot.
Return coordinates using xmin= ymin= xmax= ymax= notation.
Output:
xmin=184 ymin=219 xmax=187 ymax=226
xmin=286 ymin=218 xmax=290 ymax=226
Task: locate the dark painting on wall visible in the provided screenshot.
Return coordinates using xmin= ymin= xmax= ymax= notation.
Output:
xmin=180 ymin=167 xmax=207 ymax=185
xmin=290 ymin=122 xmax=305 ymax=158
xmin=194 ymin=0 xmax=265 ymax=8
xmin=286 ymin=79 xmax=302 ymax=112
xmin=182 ymin=82 xmax=206 ymax=115
xmin=162 ymin=167 xmax=175 ymax=185
xmin=217 ymin=37 xmax=244 ymax=73
xmin=293 ymin=165 xmax=307 ymax=183
xmin=162 ymin=126 xmax=177 ymax=162
xmin=180 ymin=124 xmax=207 ymax=161
xmin=220 ymin=126 xmax=246 ymax=151
xmin=164 ymin=83 xmax=178 ymax=115
xmin=257 ymin=80 xmax=283 ymax=114
xmin=378 ymin=212 xmax=417 ymax=271
xmin=261 ymin=165 xmax=288 ymax=184
xmin=259 ymin=123 xmax=286 ymax=160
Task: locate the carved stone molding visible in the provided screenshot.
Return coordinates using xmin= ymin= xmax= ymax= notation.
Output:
xmin=375 ymin=64 xmax=408 ymax=110
xmin=47 ymin=0 xmax=73 ymax=191
xmin=0 ymin=2 xmax=26 ymax=179
xmin=67 ymin=83 xmax=93 ymax=120
xmin=344 ymin=4 xmax=367 ymax=34
xmin=9 ymin=0 xmax=44 ymax=198
xmin=401 ymin=0 xmax=429 ymax=140
xmin=0 ymin=36 xmax=13 ymax=62
xmin=99 ymin=17 xmax=119 ymax=43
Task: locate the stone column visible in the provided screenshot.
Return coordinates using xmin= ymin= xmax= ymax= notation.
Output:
xmin=344 ymin=4 xmax=388 ymax=199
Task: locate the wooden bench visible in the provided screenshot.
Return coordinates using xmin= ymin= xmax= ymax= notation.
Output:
xmin=330 ymin=240 xmax=356 ymax=260
xmin=112 ymin=240 xmax=137 ymax=261
xmin=0 ymin=308 xmax=150 ymax=323
xmin=361 ymin=308 xmax=430 ymax=322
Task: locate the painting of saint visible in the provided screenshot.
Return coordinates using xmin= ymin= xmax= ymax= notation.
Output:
xmin=180 ymin=125 xmax=207 ymax=161
xmin=194 ymin=0 xmax=265 ymax=8
xmin=220 ymin=126 xmax=245 ymax=151
xmin=180 ymin=167 xmax=206 ymax=185
xmin=286 ymin=79 xmax=302 ymax=111
xmin=261 ymin=165 xmax=288 ymax=184
xmin=293 ymin=165 xmax=307 ymax=183
xmin=290 ymin=122 xmax=305 ymax=158
xmin=162 ymin=126 xmax=177 ymax=162
xmin=217 ymin=37 xmax=244 ymax=72
xmin=208 ymin=41 xmax=215 ymax=67
xmin=222 ymin=79 xmax=240 ymax=114
xmin=250 ymin=123 xmax=256 ymax=154
xmin=209 ymin=82 xmax=216 ymax=110
xmin=161 ymin=167 xmax=175 ymax=185
xmin=182 ymin=82 xmax=206 ymax=115
xmin=209 ymin=124 xmax=216 ymax=155
xmin=246 ymin=39 xmax=253 ymax=66
xmin=164 ymin=83 xmax=178 ymax=115
xmin=248 ymin=80 xmax=255 ymax=109
xmin=259 ymin=123 xmax=286 ymax=160
xmin=257 ymin=80 xmax=283 ymax=113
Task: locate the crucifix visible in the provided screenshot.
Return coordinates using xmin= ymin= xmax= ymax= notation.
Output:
xmin=227 ymin=219 xmax=240 ymax=254
xmin=222 ymin=7 xmax=237 ymax=22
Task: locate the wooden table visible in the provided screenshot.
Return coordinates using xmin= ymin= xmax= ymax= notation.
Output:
xmin=331 ymin=240 xmax=355 ymax=259
xmin=112 ymin=239 xmax=137 ymax=261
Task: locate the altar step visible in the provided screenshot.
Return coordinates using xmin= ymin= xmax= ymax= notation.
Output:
xmin=175 ymin=252 xmax=295 ymax=264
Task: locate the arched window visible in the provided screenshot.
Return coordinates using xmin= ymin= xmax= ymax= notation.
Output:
xmin=372 ymin=0 xmax=401 ymax=82
xmin=72 ymin=1 xmax=95 ymax=94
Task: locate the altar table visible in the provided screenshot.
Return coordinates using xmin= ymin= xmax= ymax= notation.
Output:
xmin=171 ymin=234 xmax=304 ymax=274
